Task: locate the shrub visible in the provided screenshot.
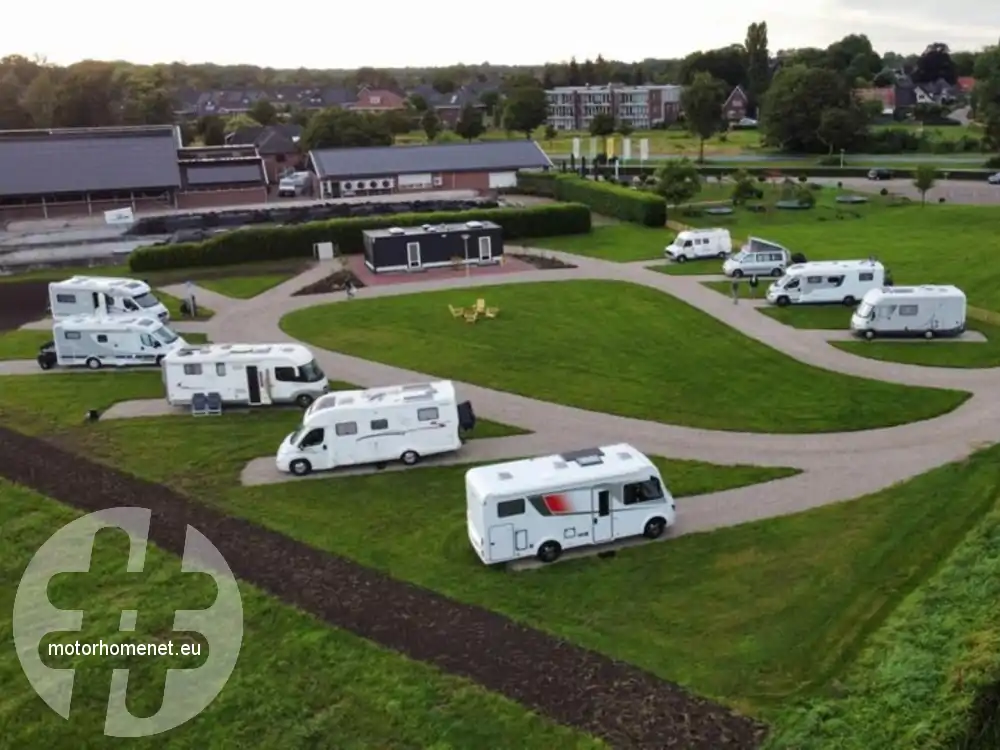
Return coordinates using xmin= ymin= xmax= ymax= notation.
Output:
xmin=880 ymin=188 xmax=889 ymax=196
xmin=552 ymin=174 xmax=667 ymax=227
xmin=516 ymin=171 xmax=558 ymax=196
xmin=757 ymin=175 xmax=767 ymax=182
xmin=985 ymin=156 xmax=1000 ymax=169
xmin=129 ymin=203 xmax=591 ymax=272
xmin=939 ymin=197 xmax=946 ymax=203
xmin=798 ymin=174 xmax=809 ymax=182
xmin=817 ymin=155 xmax=841 ymax=166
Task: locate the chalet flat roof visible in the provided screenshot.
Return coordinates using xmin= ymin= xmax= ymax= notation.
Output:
xmin=310 ymin=140 xmax=552 ymax=180
xmin=0 ymin=125 xmax=182 ymax=197
xmin=364 ymin=221 xmax=501 ymax=239
xmin=181 ymin=160 xmax=267 ymax=187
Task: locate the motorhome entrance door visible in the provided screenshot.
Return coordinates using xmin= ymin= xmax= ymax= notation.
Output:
xmin=246 ymin=366 xmax=262 ymax=404
xmin=592 ymin=489 xmax=612 ymax=543
xmin=488 ymin=524 xmax=515 ymax=561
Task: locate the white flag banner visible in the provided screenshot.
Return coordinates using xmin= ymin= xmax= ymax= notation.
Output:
xmin=622 ymin=138 xmax=632 ymax=160
xmin=572 ymin=137 xmax=581 ymax=158
xmin=639 ymin=138 xmax=649 ymax=161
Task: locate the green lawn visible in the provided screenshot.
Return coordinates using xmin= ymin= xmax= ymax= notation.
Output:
xmin=0 ymin=481 xmax=602 ymax=749
xmin=531 ymin=223 xmax=674 ymax=262
xmin=649 ymin=260 xmax=726 ymax=276
xmin=38 ymin=387 xmax=996 ymax=719
xmin=280 ymin=279 xmax=969 ymax=433
xmin=158 ymin=290 xmax=214 ymax=320
xmin=0 ymin=259 xmax=309 ymax=286
xmin=197 ymin=274 xmax=292 ymax=299
xmin=0 ymin=330 xmax=209 ymax=361
xmin=833 ymin=321 xmax=1000 ymax=368
xmin=682 ymin=190 xmax=1000 ymax=313
xmin=758 ymin=304 xmax=856 ymax=330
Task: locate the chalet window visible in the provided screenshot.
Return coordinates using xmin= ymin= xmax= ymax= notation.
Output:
xmin=417 ymin=407 xmax=439 ymax=421
xmin=899 ymin=304 xmax=919 ymax=316
xmin=335 ymin=421 xmax=358 ymax=436
xmin=183 ymin=364 xmax=203 ymax=375
xmin=497 ymin=498 xmax=525 ymax=518
xmin=56 ymin=293 xmax=76 ymax=303
xmin=96 ymin=334 xmax=108 ymax=343
xmin=64 ymin=331 xmax=81 ymax=340
xmin=215 ymin=364 xmax=226 ymax=376
xmin=370 ymin=419 xmax=389 ymax=430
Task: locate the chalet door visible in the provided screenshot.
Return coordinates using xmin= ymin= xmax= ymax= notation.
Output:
xmin=478 ymin=236 xmax=492 ymax=261
xmin=406 ymin=242 xmax=421 ymax=269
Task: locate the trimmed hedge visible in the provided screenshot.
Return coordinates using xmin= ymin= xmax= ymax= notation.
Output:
xmin=129 ymin=203 xmax=591 ymax=272
xmin=551 ymin=174 xmax=666 ymax=227
xmin=515 ymin=172 xmax=558 ymax=197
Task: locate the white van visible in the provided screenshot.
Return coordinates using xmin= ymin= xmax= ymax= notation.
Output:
xmin=722 ymin=237 xmax=791 ymax=278
xmin=851 ymin=285 xmax=967 ymax=339
xmin=37 ymin=315 xmax=186 ymax=370
xmin=766 ymin=260 xmax=884 ymax=307
xmin=163 ymin=343 xmax=329 ymax=408
xmin=664 ymin=228 xmax=732 ymax=262
xmin=276 ymin=380 xmax=477 ymax=476
xmin=466 ymin=444 xmax=676 ymax=565
xmin=278 ymin=171 xmax=311 ymax=197
xmin=49 ymin=276 xmax=170 ymax=321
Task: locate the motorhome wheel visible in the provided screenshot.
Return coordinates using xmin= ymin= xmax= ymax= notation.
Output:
xmin=537 ymin=541 xmax=562 ymax=563
xmin=85 ymin=358 xmax=102 ymax=370
xmin=770 ymin=267 xmax=783 ymax=277
xmin=864 ymin=330 xmax=875 ymax=340
xmin=296 ymin=394 xmax=314 ymax=408
xmin=842 ymin=296 xmax=856 ymax=307
xmin=38 ymin=359 xmax=51 ymax=371
xmin=401 ymin=450 xmax=420 ymax=466
xmin=731 ymin=269 xmax=744 ymax=278
xmin=155 ymin=355 xmax=165 ymax=366
xmin=924 ymin=330 xmax=934 ymax=339
xmin=643 ymin=517 xmax=667 ymax=539
xmin=675 ymin=255 xmax=687 ymax=263
xmin=776 ymin=296 xmax=790 ymax=307
xmin=717 ymin=251 xmax=726 ymax=259
xmin=290 ymin=459 xmax=312 ymax=476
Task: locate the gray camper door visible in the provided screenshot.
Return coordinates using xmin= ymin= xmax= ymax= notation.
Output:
xmin=488 ymin=524 xmax=515 ymax=561
xmin=246 ymin=366 xmax=263 ymax=404
xmin=406 ymin=242 xmax=421 ymax=269
xmin=478 ymin=235 xmax=492 ymax=261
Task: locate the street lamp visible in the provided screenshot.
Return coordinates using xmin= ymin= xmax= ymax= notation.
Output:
xmin=840 ymin=148 xmax=846 ymax=168
xmin=461 ymin=234 xmax=470 ymax=277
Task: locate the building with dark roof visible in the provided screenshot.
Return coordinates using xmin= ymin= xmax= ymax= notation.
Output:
xmin=225 ymin=124 xmax=304 ymax=182
xmin=176 ymin=146 xmax=269 ymax=209
xmin=309 ymin=140 xmax=551 ymax=199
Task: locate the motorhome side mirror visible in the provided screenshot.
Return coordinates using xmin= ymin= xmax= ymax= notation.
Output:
xmin=152 ymin=340 xmax=161 ymax=348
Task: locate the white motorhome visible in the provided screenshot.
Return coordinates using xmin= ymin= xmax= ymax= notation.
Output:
xmin=277 ymin=171 xmax=311 ymax=197
xmin=162 ymin=343 xmax=329 ymax=408
xmin=36 ymin=315 xmax=186 ymax=370
xmin=851 ymin=285 xmax=967 ymax=339
xmin=722 ymin=237 xmax=791 ymax=278
xmin=276 ymin=380 xmax=477 ymax=475
xmin=49 ymin=276 xmax=170 ymax=321
xmin=766 ymin=259 xmax=884 ymax=307
xmin=466 ymin=444 xmax=676 ymax=565
xmin=664 ymin=228 xmax=732 ymax=262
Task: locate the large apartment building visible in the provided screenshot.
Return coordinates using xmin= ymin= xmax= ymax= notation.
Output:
xmin=545 ymin=84 xmax=683 ymax=131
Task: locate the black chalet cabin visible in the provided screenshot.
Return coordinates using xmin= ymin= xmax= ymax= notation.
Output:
xmin=362 ymin=220 xmax=504 ymax=273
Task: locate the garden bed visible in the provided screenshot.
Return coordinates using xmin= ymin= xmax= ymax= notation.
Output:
xmin=292 ymin=270 xmax=367 ymax=296
xmin=509 ymin=253 xmax=577 ymax=269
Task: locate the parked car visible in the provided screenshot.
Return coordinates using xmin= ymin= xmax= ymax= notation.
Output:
xmin=867 ymin=168 xmax=892 ymax=181
xmin=988 ymin=172 xmax=1000 ymax=185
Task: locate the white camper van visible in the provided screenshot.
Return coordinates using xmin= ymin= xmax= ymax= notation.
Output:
xmin=766 ymin=259 xmax=884 ymax=307
xmin=162 ymin=343 xmax=330 ymax=408
xmin=277 ymin=171 xmax=311 ymax=197
xmin=466 ymin=444 xmax=676 ymax=565
xmin=851 ymin=285 xmax=967 ymax=339
xmin=276 ymin=380 xmax=477 ymax=475
xmin=664 ymin=228 xmax=732 ymax=262
xmin=722 ymin=237 xmax=791 ymax=278
xmin=36 ymin=315 xmax=186 ymax=370
xmin=49 ymin=276 xmax=170 ymax=321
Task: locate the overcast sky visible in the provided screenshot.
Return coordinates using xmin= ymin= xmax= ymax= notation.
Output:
xmin=0 ymin=0 xmax=996 ymax=69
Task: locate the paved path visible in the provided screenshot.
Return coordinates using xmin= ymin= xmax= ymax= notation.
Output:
xmin=12 ymin=253 xmax=1000 ymax=539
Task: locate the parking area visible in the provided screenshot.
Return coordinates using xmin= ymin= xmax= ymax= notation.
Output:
xmin=820 ymin=177 xmax=1000 ymax=205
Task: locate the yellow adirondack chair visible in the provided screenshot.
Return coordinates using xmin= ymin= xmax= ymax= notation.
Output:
xmin=485 ymin=306 xmax=499 ymax=319
xmin=464 ymin=309 xmax=478 ymax=323
xmin=448 ymin=304 xmax=465 ymax=318
xmin=475 ymin=298 xmax=486 ymax=314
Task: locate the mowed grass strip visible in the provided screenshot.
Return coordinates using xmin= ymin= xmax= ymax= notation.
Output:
xmin=60 ymin=397 xmax=995 ymax=718
xmin=280 ymin=280 xmax=969 ymax=433
xmin=0 ymin=330 xmax=209 ymax=362
xmin=833 ymin=321 xmax=1000 ymax=368
xmin=531 ymin=224 xmax=675 ymax=262
xmin=0 ymin=481 xmax=603 ymax=749
xmin=196 ymin=274 xmax=292 ymax=299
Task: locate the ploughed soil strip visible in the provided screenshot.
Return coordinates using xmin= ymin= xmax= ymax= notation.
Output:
xmin=0 ymin=281 xmax=49 ymax=332
xmin=0 ymin=427 xmax=767 ymax=749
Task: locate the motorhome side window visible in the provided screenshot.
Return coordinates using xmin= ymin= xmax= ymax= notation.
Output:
xmin=215 ymin=364 xmax=226 ymax=376
xmin=806 ymin=276 xmax=822 ymax=284
xmin=335 ymin=421 xmax=358 ymax=436
xmin=497 ymin=498 xmax=525 ymax=518
xmin=899 ymin=304 xmax=918 ymax=316
xmin=299 ymin=429 xmax=324 ymax=447
xmin=96 ymin=334 xmax=108 ymax=343
xmin=274 ymin=366 xmax=297 ymax=382
xmin=860 ymin=272 xmax=874 ymax=281
xmin=56 ymin=293 xmax=76 ymax=303
xmin=183 ymin=364 xmax=202 ymax=375
xmin=623 ymin=477 xmax=665 ymax=505
xmin=140 ymin=334 xmax=156 ymax=347
xmin=826 ymin=276 xmax=844 ymax=286
xmin=417 ymin=407 xmax=439 ymax=421
xmin=64 ymin=331 xmax=81 ymax=340
xmin=370 ymin=419 xmax=388 ymax=430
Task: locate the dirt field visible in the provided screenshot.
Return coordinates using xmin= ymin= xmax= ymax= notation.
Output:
xmin=0 ymin=281 xmax=48 ymax=332
xmin=0 ymin=425 xmax=766 ymax=749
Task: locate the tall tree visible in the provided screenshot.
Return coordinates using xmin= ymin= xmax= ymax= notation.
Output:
xmin=198 ymin=115 xmax=226 ymax=146
xmin=249 ymin=98 xmax=278 ymax=126
xmin=20 ymin=69 xmax=57 ymax=127
xmin=760 ymin=64 xmax=864 ymax=152
xmin=581 ymin=59 xmax=596 ymax=84
xmin=301 ymin=108 xmax=393 ymax=150
xmin=502 ymin=86 xmax=547 ymax=138
xmin=421 ymin=109 xmax=441 ymax=141
xmin=973 ymin=45 xmax=1000 ymax=149
xmin=454 ymin=103 xmax=484 ymax=141
xmin=912 ymin=164 xmax=937 ymax=205
xmin=914 ymin=43 xmax=957 ymax=84
xmin=744 ymin=21 xmax=770 ymax=117
xmin=654 ymin=159 xmax=701 ymax=205
xmin=951 ymin=51 xmax=977 ymax=78
xmin=680 ymin=46 xmax=748 ymax=88
xmin=0 ymin=71 xmax=30 ymax=128
xmin=817 ymin=107 xmax=861 ymax=155
xmin=825 ymin=35 xmax=881 ymax=81
xmin=567 ymin=57 xmax=582 ymax=86
xmin=680 ymin=72 xmax=727 ymax=162
xmin=52 ymin=61 xmax=123 ymax=127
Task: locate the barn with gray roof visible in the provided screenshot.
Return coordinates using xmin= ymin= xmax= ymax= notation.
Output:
xmin=308 ymin=140 xmax=551 ymax=199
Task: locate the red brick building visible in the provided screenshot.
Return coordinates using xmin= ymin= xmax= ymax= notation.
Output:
xmin=309 ymin=140 xmax=552 ymax=199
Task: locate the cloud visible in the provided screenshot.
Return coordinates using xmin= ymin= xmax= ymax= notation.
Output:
xmin=828 ymin=1 xmax=1000 ymax=51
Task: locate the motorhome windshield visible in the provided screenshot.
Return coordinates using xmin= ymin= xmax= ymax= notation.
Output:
xmin=857 ymin=302 xmax=873 ymax=318
xmin=133 ymin=292 xmax=159 ymax=309
xmin=154 ymin=325 xmax=179 ymax=344
xmin=299 ymin=359 xmax=325 ymax=382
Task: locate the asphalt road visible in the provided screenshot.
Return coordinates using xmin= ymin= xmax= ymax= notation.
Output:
xmin=819 ymin=177 xmax=1000 ymax=205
